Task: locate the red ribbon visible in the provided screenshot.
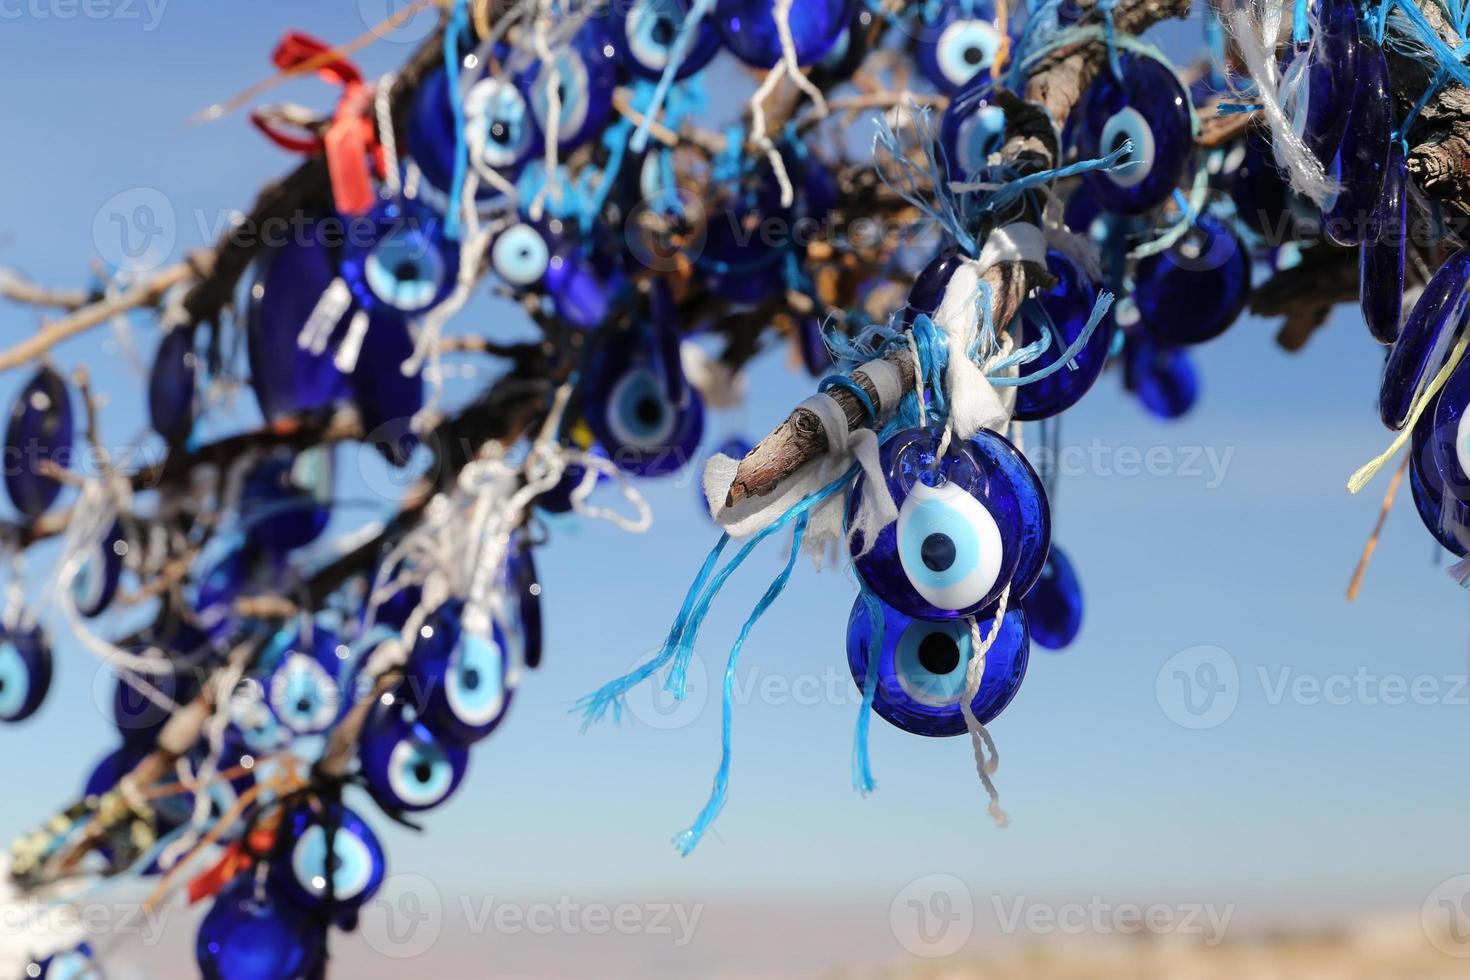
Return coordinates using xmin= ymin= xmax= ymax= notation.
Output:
xmin=186 ymin=827 xmax=277 ymax=904
xmin=250 ymin=31 xmax=381 ymax=215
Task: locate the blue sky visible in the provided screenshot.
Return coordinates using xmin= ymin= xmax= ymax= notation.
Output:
xmin=2 ymin=3 xmax=1469 ymax=976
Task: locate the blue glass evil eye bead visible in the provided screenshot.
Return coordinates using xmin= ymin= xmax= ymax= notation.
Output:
xmin=264 ymin=626 xmax=347 ymax=736
xmin=1361 ymin=141 xmax=1407 ymax=345
xmin=406 ymin=601 xmax=514 ymax=745
xmin=1427 ymin=351 xmax=1470 ymax=495
xmin=1409 ymin=421 xmax=1470 ymax=556
xmin=699 ymin=187 xmax=792 ymax=303
xmin=246 ymin=230 xmax=348 ymax=425
xmin=915 ymin=0 xmax=1002 ymax=95
xmin=521 ymin=18 xmax=618 ymax=153
xmin=504 ymin=535 xmax=544 ymax=670
xmin=350 ymin=314 xmax=424 ymax=467
xmin=1380 ymin=249 xmax=1470 ymax=430
xmin=1290 ymin=0 xmax=1359 ymax=165
xmin=848 ymin=427 xmax=1051 ymax=621
xmin=358 ymin=693 xmax=469 ymax=813
xmin=1124 ymin=335 xmax=1199 ymax=419
xmin=0 ymin=625 xmax=52 ymax=723
xmin=148 ymin=326 xmax=195 ymax=443
xmin=29 ymin=944 xmax=101 ymax=980
xmin=197 ymin=877 xmax=324 ymax=980
xmin=1322 ymin=37 xmax=1391 ymax=247
xmin=341 ymin=200 xmax=458 ymax=317
xmin=582 ymin=316 xmax=705 ymax=477
xmin=1073 ymin=53 xmax=1192 ymax=215
xmin=714 ymin=0 xmax=852 ymax=68
xmin=615 ymin=0 xmax=722 ymax=80
xmin=846 ymin=595 xmax=1029 ymax=737
xmin=1012 ymin=251 xmax=1111 ymax=421
xmin=1134 ymin=215 xmax=1250 ymax=346
xmin=1020 ymin=545 xmax=1083 ymax=650
xmin=6 ymin=366 xmax=73 ymax=520
xmin=939 ymin=75 xmax=1006 ymax=181
xmin=240 ymin=449 xmax=332 ymax=556
xmin=900 ymin=248 xmax=967 ymax=325
xmin=1229 ymin=126 xmax=1290 ymax=238
xmin=271 ymin=802 xmax=385 ymax=917
xmin=72 ymin=520 xmax=127 ymax=618
xmin=410 ymin=66 xmax=536 ymax=192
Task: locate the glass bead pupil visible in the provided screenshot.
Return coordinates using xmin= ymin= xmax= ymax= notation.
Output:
xmin=635 ymin=396 xmax=663 ymax=426
xmin=412 ymin=760 xmax=434 ymax=783
xmin=462 ymin=666 xmax=480 ymax=690
xmin=394 ymin=260 xmax=420 ymax=282
xmin=963 ymin=45 xmax=984 ymax=66
xmin=917 ymin=632 xmax=961 ymax=676
xmin=652 ymin=16 xmax=675 ymax=45
xmin=921 ymin=533 xmax=957 ymax=572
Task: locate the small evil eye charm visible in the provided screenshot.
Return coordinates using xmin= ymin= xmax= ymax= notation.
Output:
xmin=1427 ymin=350 xmax=1470 ymax=492
xmin=939 ymin=75 xmax=1007 ymax=180
xmin=71 ymin=520 xmax=128 ymax=617
xmin=6 ymin=365 xmax=73 ymax=520
xmin=358 ymin=693 xmax=470 ymax=813
xmin=341 ymin=200 xmax=458 ymax=317
xmin=350 ymin=314 xmax=424 ymax=467
xmin=264 ymin=626 xmax=348 ymax=736
xmin=28 ymin=943 xmax=102 ymax=980
xmin=0 ymin=625 xmax=52 ymax=723
xmin=615 ymin=0 xmax=723 ymax=80
xmin=240 ymin=449 xmax=333 ymax=556
xmin=1380 ymin=249 xmax=1470 ymax=430
xmin=1361 ymin=141 xmax=1407 ymax=346
xmin=1321 ymin=37 xmax=1391 ymax=248
xmin=848 ymin=427 xmax=1050 ymax=621
xmin=464 ymin=76 xmax=539 ymax=176
xmin=713 ymin=0 xmax=852 ymax=68
xmin=503 ymin=535 xmax=544 ymax=670
xmin=1012 ymin=251 xmax=1111 ymax=420
xmin=490 ymin=221 xmax=554 ymax=289
xmin=1123 ymin=334 xmax=1199 ymax=419
xmin=1020 ymin=545 xmax=1083 ymax=650
xmin=406 ymin=601 xmax=514 ymax=745
xmin=197 ymin=876 xmax=324 ymax=980
xmin=270 ymin=802 xmax=386 ymax=917
xmin=521 ymin=18 xmax=618 ymax=153
xmin=246 ymin=226 xmax=349 ymax=424
xmin=1134 ymin=214 xmax=1250 ymax=346
xmin=148 ymin=326 xmax=196 ymax=443
xmin=915 ymin=0 xmax=1002 ymax=95
xmin=1287 ymin=0 xmax=1359 ymax=165
xmin=846 ymin=594 xmax=1029 ymax=737
xmin=798 ymin=318 xmax=834 ymax=376
xmin=901 ymin=249 xmax=969 ymax=325
xmin=1072 ymin=53 xmax=1192 ymax=215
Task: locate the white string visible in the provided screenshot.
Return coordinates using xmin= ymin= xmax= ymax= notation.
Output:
xmin=375 ymin=71 xmax=401 ymax=200
xmin=529 ymin=7 xmax=561 ymax=222
xmin=963 ymin=582 xmax=1012 ymax=827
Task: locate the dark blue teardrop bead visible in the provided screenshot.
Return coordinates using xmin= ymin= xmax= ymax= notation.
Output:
xmin=1322 ymin=37 xmax=1391 ymax=247
xmin=1409 ymin=410 xmax=1470 ymax=556
xmin=507 ymin=536 xmax=543 ymax=669
xmin=196 ymin=876 xmax=324 ymax=980
xmin=1020 ymin=545 xmax=1083 ymax=650
xmin=1230 ymin=126 xmax=1290 ymax=238
xmin=1012 ymin=251 xmax=1111 ymax=421
xmin=714 ymin=0 xmax=852 ymax=68
xmin=5 ymin=366 xmax=73 ymax=520
xmin=1294 ymin=0 xmax=1359 ymax=165
xmin=1124 ymin=335 xmax=1198 ymax=419
xmin=545 ymin=241 xmax=620 ymax=330
xmin=240 ymin=450 xmax=332 ymax=556
xmin=1135 ymin=215 xmax=1250 ymax=346
xmin=148 ymin=327 xmax=195 ymax=443
xmin=1360 ymin=141 xmax=1407 ymax=345
xmin=699 ymin=186 xmax=792 ymax=303
xmin=1379 ymin=249 xmax=1470 ymax=430
xmin=900 ymin=248 xmax=967 ymax=325
xmin=247 ymin=231 xmax=348 ymax=424
xmin=350 ymin=314 xmax=424 ymax=466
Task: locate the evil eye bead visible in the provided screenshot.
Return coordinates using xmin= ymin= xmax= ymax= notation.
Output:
xmin=1321 ymin=37 xmax=1391 ymax=248
xmin=1012 ymin=251 xmax=1112 ymax=420
xmin=899 ymin=248 xmax=968 ymax=326
xmin=271 ymin=802 xmax=385 ymax=915
xmin=1409 ymin=416 xmax=1470 ymax=556
xmin=916 ymin=0 xmax=1002 ymax=95
xmin=1380 ymin=249 xmax=1470 ymax=430
xmin=406 ymin=601 xmax=515 ymax=745
xmin=503 ymin=534 xmax=544 ymax=669
xmin=714 ymin=0 xmax=852 ymax=67
xmin=846 ymin=595 xmax=1029 ymax=737
xmin=197 ymin=876 xmax=324 ymax=980
xmin=1123 ymin=334 xmax=1199 ymax=419
xmin=464 ymin=76 xmax=538 ymax=174
xmin=1134 ymin=214 xmax=1250 ymax=346
xmin=491 ymin=222 xmax=553 ymax=287
xmin=358 ymin=695 xmax=469 ymax=812
xmin=29 ymin=944 xmax=102 ymax=980
xmin=240 ymin=449 xmax=333 ymax=556
xmin=939 ymin=76 xmax=1006 ymax=180
xmin=6 ymin=365 xmax=73 ymax=520
xmin=72 ymin=520 xmax=127 ymax=617
xmin=1361 ymin=141 xmax=1407 ymax=345
xmin=1020 ymin=545 xmax=1083 ymax=650
xmin=264 ymin=627 xmax=347 ymax=736
xmin=148 ymin=326 xmax=196 ymax=443
xmin=1073 ymin=53 xmax=1192 ymax=215
xmin=698 ymin=186 xmax=792 ymax=303
xmin=849 ymin=426 xmax=1050 ymax=621
xmin=1428 ymin=352 xmax=1470 ymax=494
xmin=522 ymin=19 xmax=618 ymax=152
xmin=350 ymin=314 xmax=424 ymax=467
xmin=0 ymin=626 xmax=51 ymax=723
xmin=616 ymin=0 xmax=722 ymax=80
xmin=341 ymin=200 xmax=457 ymax=316
xmin=1288 ymin=0 xmax=1359 ymax=165
xmin=1229 ymin=126 xmax=1290 ymax=238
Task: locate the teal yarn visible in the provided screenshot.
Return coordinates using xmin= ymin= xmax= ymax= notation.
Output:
xmin=442 ymin=0 xmax=471 ymax=241
xmin=851 ymin=586 xmax=885 ymax=794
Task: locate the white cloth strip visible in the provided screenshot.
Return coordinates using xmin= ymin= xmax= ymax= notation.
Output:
xmin=853 ymin=358 xmax=902 ymax=418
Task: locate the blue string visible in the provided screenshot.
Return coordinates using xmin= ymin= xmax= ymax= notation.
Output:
xmin=818 ymin=375 xmax=877 ymax=422
xmin=442 ymin=0 xmax=471 ymax=241
xmin=978 ymin=138 xmax=1135 ymax=218
xmin=989 ymin=290 xmax=1115 ymax=386
xmin=673 ymin=513 xmax=811 ymax=856
xmin=871 ymin=110 xmax=978 ymax=256
xmin=1393 ymin=0 xmax=1470 ymax=91
xmin=1097 ymin=0 xmax=1124 ymax=79
xmin=1292 ymin=0 xmax=1310 ymax=45
xmin=630 ymin=0 xmax=718 ymax=155
xmin=851 ymin=586 xmax=885 ymax=794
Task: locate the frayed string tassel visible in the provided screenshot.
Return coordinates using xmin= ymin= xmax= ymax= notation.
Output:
xmin=962 ymin=584 xmax=1013 ymax=828
xmin=851 ymin=588 xmax=885 ymax=795
xmin=673 ymin=514 xmax=810 ymax=856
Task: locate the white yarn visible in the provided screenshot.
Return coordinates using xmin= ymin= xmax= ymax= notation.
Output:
xmin=963 ymin=582 xmax=1012 ymax=828
xmin=297 ymin=277 xmax=352 ymax=355
xmin=375 ymin=71 xmax=401 ymax=199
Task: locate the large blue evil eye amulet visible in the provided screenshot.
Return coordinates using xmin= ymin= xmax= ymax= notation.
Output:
xmin=270 ymin=801 xmax=386 ymax=916
xmin=263 ymin=625 xmax=347 ymax=736
xmin=915 ymin=0 xmax=1003 ymax=95
xmin=341 ymin=199 xmax=458 ymax=317
xmin=520 ymin=17 xmax=618 ymax=153
xmin=1380 ymin=248 xmax=1470 ymax=430
xmin=405 ymin=600 xmax=514 ymax=745
xmin=1072 ymin=53 xmax=1192 ymax=215
xmin=1134 ymin=214 xmax=1249 ymax=346
xmin=6 ymin=365 xmax=73 ymax=520
xmin=410 ymin=66 xmax=537 ymax=191
xmin=0 ymin=625 xmax=52 ymax=723
xmin=848 ymin=426 xmax=1050 ymax=621
xmin=1020 ymin=545 xmax=1083 ymax=650
xmin=1012 ymin=250 xmax=1111 ymax=420
xmin=939 ymin=76 xmax=1006 ymax=181
xmin=197 ymin=877 xmax=323 ymax=980
xmin=1409 ymin=414 xmax=1470 ymax=556
xmin=358 ymin=692 xmax=470 ymax=812
xmin=615 ymin=0 xmax=723 ymax=80
xmin=714 ymin=0 xmax=852 ymax=68
xmin=846 ymin=594 xmax=1029 ymax=737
